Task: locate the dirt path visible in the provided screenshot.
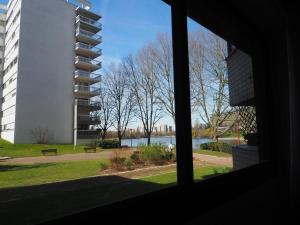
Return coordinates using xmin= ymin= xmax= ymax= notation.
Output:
xmin=0 ymin=151 xmax=232 ymax=167
xmin=0 ymin=150 xmax=134 ymax=164
xmin=193 ymin=153 xmax=233 ymax=167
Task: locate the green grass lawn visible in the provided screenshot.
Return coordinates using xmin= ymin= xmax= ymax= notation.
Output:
xmin=0 ymin=157 xmax=230 ymax=189
xmin=0 ymin=160 xmax=110 ymax=188
xmin=142 ymin=166 xmax=230 ymax=184
xmin=0 ymin=138 xmax=99 ymax=158
xmin=193 ymin=149 xmax=232 ymax=157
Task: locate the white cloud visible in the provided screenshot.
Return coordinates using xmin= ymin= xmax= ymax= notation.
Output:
xmin=101 ymin=54 xmax=122 ymax=70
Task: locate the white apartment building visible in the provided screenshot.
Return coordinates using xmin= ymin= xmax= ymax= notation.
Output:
xmin=0 ymin=0 xmax=102 ymax=144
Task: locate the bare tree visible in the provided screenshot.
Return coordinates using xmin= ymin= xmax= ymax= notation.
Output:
xmin=106 ymin=63 xmax=135 ymax=144
xmin=125 ymin=50 xmax=162 ymax=145
xmin=148 ymin=33 xmax=175 ymax=123
xmin=31 ymin=127 xmax=52 ymax=144
xmin=93 ymin=78 xmax=115 ymax=139
xmin=189 ymin=31 xmax=234 ymax=140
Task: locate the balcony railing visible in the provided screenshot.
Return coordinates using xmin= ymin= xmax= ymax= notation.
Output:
xmin=75 ymin=42 xmax=102 ymax=55
xmin=76 ymin=99 xmax=101 ymax=108
xmin=74 ymin=70 xmax=101 ymax=81
xmin=76 ymin=15 xmax=102 ymax=30
xmin=77 ymin=130 xmax=100 ymax=138
xmin=76 ymin=28 xmax=102 ymax=42
xmin=78 ymin=115 xmax=100 ymax=124
xmin=74 ymin=85 xmax=100 ymax=94
xmin=75 ymin=56 xmax=101 ymax=67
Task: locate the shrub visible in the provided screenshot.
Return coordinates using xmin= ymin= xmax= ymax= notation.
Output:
xmin=200 ymin=142 xmax=232 ymax=154
xmin=163 ymin=151 xmax=176 ymax=161
xmin=99 ymin=161 xmax=109 ymax=171
xmin=123 ymin=158 xmax=133 ymax=170
xmin=98 ymin=139 xmax=120 ymax=149
xmin=130 ymin=151 xmax=143 ymax=164
xmin=110 ymin=156 xmax=127 ymax=171
xmin=137 ymin=143 xmax=175 ymax=164
xmin=30 ymin=127 xmax=53 ymax=144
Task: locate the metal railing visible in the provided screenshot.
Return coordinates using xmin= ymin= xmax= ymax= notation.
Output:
xmin=76 ymin=99 xmax=101 ymax=108
xmin=66 ymin=0 xmax=91 ymax=9
xmin=77 ymin=130 xmax=100 ymax=138
xmin=75 ymin=42 xmax=102 ymax=55
xmin=74 ymin=85 xmax=100 ymax=94
xmin=74 ymin=70 xmax=101 ymax=81
xmin=76 ymin=15 xmax=102 ymax=29
xmin=76 ymin=28 xmax=102 ymax=42
xmin=75 ymin=56 xmax=101 ymax=67
xmin=78 ymin=115 xmax=100 ymax=124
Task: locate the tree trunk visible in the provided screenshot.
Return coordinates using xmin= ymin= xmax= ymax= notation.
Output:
xmin=101 ymin=129 xmax=107 ymax=140
xmin=118 ymin=130 xmax=122 ymax=147
xmin=147 ymin=134 xmax=151 ymax=146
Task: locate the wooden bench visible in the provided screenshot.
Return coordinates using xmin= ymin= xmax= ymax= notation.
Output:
xmin=0 ymin=156 xmax=11 ymax=161
xmin=41 ymin=149 xmax=58 ymax=156
xmin=84 ymin=147 xmax=97 ymax=153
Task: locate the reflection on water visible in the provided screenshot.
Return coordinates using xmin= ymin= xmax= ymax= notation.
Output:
xmin=121 ymin=136 xmax=212 ymax=150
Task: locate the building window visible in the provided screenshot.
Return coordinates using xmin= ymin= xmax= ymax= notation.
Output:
xmin=14 ymin=40 xmax=19 ymax=49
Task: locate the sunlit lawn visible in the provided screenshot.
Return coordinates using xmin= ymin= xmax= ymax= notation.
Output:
xmin=0 ymin=138 xmax=94 ymax=158
xmin=193 ymin=149 xmax=232 ymax=157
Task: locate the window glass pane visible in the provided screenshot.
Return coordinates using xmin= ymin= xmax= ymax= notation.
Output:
xmin=187 ymin=18 xmax=260 ymax=181
xmin=0 ymin=1 xmax=177 ymax=224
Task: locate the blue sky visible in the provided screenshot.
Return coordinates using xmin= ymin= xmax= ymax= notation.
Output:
xmin=0 ymin=0 xmax=207 ymax=129
xmin=90 ymin=0 xmax=207 ymax=129
xmin=93 ymin=0 xmax=203 ymax=69
xmin=93 ymin=0 xmax=172 ymax=68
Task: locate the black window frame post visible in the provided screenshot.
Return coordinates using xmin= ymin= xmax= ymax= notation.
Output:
xmin=171 ymin=0 xmax=194 ymax=186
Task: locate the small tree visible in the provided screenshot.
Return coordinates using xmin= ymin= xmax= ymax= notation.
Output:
xmin=106 ymin=63 xmax=135 ymax=144
xmin=94 ymin=81 xmax=115 ymax=140
xmin=125 ymin=49 xmax=163 ymax=145
xmin=148 ymin=33 xmax=175 ymax=124
xmin=189 ymin=31 xmax=235 ymax=140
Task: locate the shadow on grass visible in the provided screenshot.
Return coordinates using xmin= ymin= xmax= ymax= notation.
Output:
xmin=0 ymin=163 xmax=56 ymax=172
xmin=0 ymin=167 xmax=231 ymax=225
xmin=0 ymin=174 xmax=175 ymax=225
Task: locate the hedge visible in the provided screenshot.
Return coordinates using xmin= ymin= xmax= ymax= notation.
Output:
xmin=200 ymin=142 xmax=232 ymax=154
xmin=98 ymin=139 xmax=120 ymax=149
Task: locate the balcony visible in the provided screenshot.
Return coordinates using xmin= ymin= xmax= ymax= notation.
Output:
xmin=75 ymin=56 xmax=101 ymax=71
xmin=74 ymin=85 xmax=100 ymax=97
xmin=77 ymin=130 xmax=100 ymax=139
xmin=75 ymin=42 xmax=102 ymax=58
xmin=76 ymin=15 xmax=102 ymax=33
xmin=76 ymin=99 xmax=101 ymax=111
xmin=78 ymin=115 xmax=100 ymax=125
xmin=74 ymin=70 xmax=101 ymax=84
xmin=76 ymin=7 xmax=101 ymax=21
xmin=76 ymin=28 xmax=102 ymax=45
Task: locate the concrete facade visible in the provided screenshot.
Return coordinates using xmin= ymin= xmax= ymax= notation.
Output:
xmin=0 ymin=0 xmax=101 ymax=143
xmin=227 ymin=47 xmax=255 ymax=106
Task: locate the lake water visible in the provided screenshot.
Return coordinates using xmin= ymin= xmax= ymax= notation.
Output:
xmin=121 ymin=136 xmax=212 ymax=150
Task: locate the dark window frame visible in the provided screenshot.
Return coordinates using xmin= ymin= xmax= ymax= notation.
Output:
xmin=38 ymin=1 xmax=276 ymax=224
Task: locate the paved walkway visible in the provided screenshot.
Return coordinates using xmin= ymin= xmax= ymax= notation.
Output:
xmin=0 ymin=151 xmax=232 ymax=167
xmin=193 ymin=153 xmax=232 ymax=167
xmin=0 ymin=150 xmax=133 ymax=164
